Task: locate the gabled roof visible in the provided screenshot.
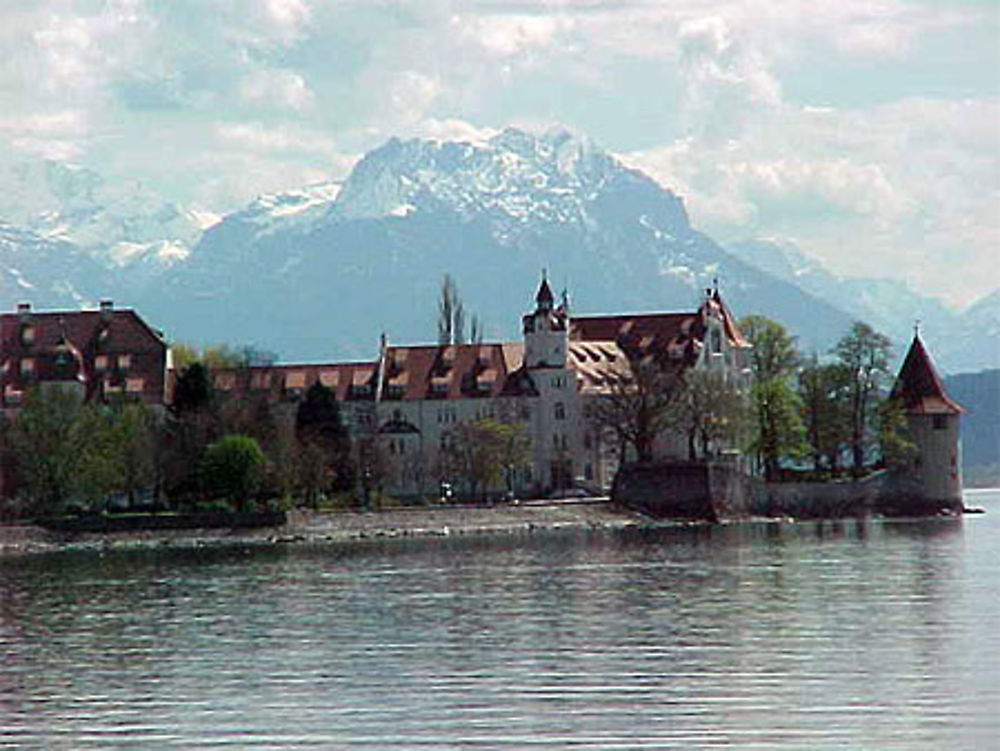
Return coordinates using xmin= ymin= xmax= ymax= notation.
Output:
xmin=891 ymin=334 xmax=964 ymax=415
xmin=570 ymin=312 xmax=702 ymax=365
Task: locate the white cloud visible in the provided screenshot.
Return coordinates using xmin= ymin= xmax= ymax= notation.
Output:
xmin=240 ymin=69 xmax=315 ymax=112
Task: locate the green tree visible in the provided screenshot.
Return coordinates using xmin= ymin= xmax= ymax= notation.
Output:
xmin=747 ymin=378 xmax=806 ymax=479
xmin=740 ymin=315 xmax=800 ymax=380
xmin=200 ymin=434 xmax=265 ymax=511
xmin=834 ymin=322 xmax=893 ymax=474
xmin=798 ymin=356 xmax=852 ymax=474
xmin=106 ymin=400 xmax=157 ymax=507
xmin=441 ymin=419 xmax=524 ymax=501
xmin=739 ymin=315 xmax=806 ymax=480
xmin=172 ymin=362 xmax=212 ymax=414
xmin=8 ymin=387 xmax=92 ymax=514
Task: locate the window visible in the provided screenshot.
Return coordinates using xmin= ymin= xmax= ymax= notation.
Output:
xmin=19 ymin=358 xmax=34 ymax=376
xmin=118 ymin=354 xmax=132 ymax=370
xmin=933 ymin=415 xmax=948 ymax=431
xmin=584 ymin=462 xmax=593 ymax=480
xmin=95 ymin=355 xmax=109 ymax=371
xmin=554 ymin=402 xmax=565 ymax=420
xmin=584 ymin=432 xmax=592 ymax=450
xmin=711 ymin=328 xmax=722 ymax=354
xmin=551 ymin=376 xmax=564 ymax=389
xmin=20 ymin=325 xmax=34 ymax=346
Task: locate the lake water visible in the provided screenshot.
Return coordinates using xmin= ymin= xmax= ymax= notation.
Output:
xmin=2 ymin=492 xmax=999 ymax=749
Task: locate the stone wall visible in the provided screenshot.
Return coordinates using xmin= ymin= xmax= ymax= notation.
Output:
xmin=612 ymin=461 xmax=753 ymax=521
xmin=613 ymin=462 xmax=964 ymax=521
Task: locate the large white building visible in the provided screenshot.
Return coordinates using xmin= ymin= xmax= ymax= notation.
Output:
xmin=205 ymin=276 xmax=751 ymax=500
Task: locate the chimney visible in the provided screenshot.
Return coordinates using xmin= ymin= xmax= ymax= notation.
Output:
xmin=17 ymin=302 xmax=31 ymax=323
xmin=100 ymin=299 xmax=113 ymax=322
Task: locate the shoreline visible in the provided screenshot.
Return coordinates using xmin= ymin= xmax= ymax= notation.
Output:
xmin=0 ymin=501 xmax=650 ymax=557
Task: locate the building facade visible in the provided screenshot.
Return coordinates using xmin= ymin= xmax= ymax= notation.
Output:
xmin=205 ymin=277 xmax=751 ymax=500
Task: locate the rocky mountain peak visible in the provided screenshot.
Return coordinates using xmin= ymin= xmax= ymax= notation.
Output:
xmin=332 ymin=126 xmax=666 ymax=228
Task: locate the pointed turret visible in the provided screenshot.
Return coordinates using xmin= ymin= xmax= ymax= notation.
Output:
xmin=887 ymin=331 xmax=964 ymax=513
xmin=891 ymin=333 xmax=964 ymax=415
xmin=536 ymin=275 xmax=554 ymax=312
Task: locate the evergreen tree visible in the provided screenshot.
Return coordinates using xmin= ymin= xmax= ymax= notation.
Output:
xmin=295 ymin=382 xmax=352 ymax=504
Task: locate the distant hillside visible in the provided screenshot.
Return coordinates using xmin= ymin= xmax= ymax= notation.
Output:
xmin=945 ymin=369 xmax=1000 ymax=488
xmin=729 ymin=238 xmax=999 ymax=373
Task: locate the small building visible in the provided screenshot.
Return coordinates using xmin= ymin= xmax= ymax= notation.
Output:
xmin=888 ymin=331 xmax=965 ymax=513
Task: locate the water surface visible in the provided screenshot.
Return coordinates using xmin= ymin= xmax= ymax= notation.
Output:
xmin=2 ymin=492 xmax=999 ymax=749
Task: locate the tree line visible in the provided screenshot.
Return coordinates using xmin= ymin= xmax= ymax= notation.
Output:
xmin=587 ymin=316 xmax=911 ymax=482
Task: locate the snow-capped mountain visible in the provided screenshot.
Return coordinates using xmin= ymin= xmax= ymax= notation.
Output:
xmin=148 ymin=127 xmax=855 ymax=359
xmin=0 ymin=160 xmax=210 ymax=273
xmin=0 ymin=129 xmax=995 ymax=372
xmin=0 ymin=222 xmax=118 ymax=309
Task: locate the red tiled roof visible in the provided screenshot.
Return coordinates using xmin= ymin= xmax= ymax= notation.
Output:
xmin=0 ymin=306 xmax=167 ymax=406
xmin=891 ymin=335 xmax=964 ymax=415
xmin=197 ymin=341 xmax=536 ymax=405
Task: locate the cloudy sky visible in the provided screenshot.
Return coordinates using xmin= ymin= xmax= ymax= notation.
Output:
xmin=1 ymin=0 xmax=997 ymax=307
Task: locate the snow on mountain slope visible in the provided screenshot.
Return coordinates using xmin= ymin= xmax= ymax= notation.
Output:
xmin=334 ymin=127 xmax=688 ymax=234
xmin=0 ymin=160 xmax=207 ymax=271
xmin=150 ymin=128 xmax=853 ymax=360
xmin=0 ymin=222 xmax=118 ymax=309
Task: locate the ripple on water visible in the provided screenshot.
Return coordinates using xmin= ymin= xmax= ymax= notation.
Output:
xmin=2 ymin=504 xmax=999 ymax=748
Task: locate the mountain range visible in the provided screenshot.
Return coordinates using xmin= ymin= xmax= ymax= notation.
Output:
xmin=0 ymin=127 xmax=996 ymax=374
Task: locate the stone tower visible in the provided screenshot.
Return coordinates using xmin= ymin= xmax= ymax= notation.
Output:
xmin=889 ymin=332 xmax=965 ymax=513
xmin=522 ymin=274 xmax=577 ymax=490
xmin=522 ymin=273 xmax=567 ymax=369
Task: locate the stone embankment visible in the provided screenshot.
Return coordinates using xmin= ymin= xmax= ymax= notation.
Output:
xmin=0 ymin=500 xmax=645 ymax=556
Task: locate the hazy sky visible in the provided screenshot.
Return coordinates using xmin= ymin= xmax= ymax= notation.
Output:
xmin=1 ymin=0 xmax=997 ymax=307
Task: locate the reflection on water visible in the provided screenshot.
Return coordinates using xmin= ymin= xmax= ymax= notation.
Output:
xmin=2 ymin=496 xmax=999 ymax=749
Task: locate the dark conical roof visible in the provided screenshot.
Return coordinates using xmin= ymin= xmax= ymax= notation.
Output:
xmin=890 ymin=334 xmax=964 ymax=414
xmin=536 ymin=276 xmax=554 ymax=305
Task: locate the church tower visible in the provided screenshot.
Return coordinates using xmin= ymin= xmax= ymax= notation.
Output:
xmin=889 ymin=332 xmax=965 ymax=513
xmin=522 ymin=273 xmax=568 ymax=369
xmin=522 ymin=273 xmax=577 ymax=491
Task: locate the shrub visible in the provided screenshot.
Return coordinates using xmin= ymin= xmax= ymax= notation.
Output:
xmin=200 ymin=434 xmax=265 ymax=511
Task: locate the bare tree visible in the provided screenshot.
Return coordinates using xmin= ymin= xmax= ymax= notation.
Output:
xmin=671 ymin=370 xmax=748 ymax=462
xmin=585 ymin=357 xmax=682 ymax=463
xmin=834 ymin=322 xmax=893 ymax=474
